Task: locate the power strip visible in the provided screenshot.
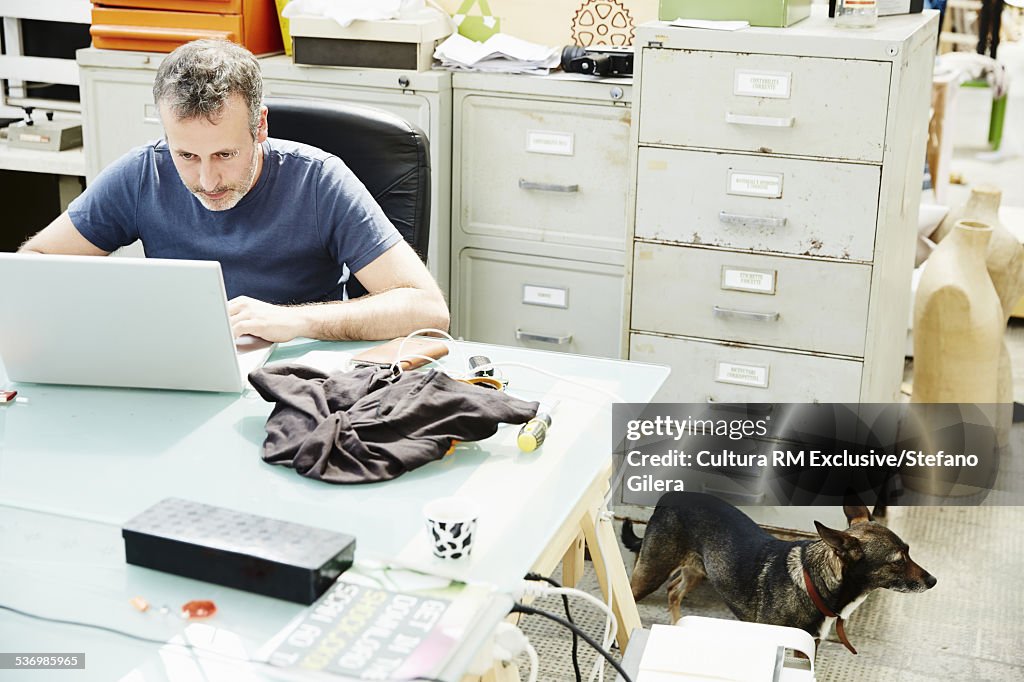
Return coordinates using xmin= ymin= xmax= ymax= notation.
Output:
xmin=122 ymin=498 xmax=355 ymax=604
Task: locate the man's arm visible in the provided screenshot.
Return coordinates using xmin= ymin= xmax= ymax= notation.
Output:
xmin=18 ymin=212 xmax=110 ymax=256
xmin=228 ymin=240 xmax=449 ymax=342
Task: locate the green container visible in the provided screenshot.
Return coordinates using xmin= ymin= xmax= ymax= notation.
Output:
xmin=658 ymin=0 xmax=812 ymax=27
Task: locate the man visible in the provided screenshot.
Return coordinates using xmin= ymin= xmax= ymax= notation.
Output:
xmin=19 ymin=39 xmax=449 ymax=343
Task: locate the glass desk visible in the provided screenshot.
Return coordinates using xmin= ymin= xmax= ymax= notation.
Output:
xmin=0 ymin=339 xmax=669 ymax=681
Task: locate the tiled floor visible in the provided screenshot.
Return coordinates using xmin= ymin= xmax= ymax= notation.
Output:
xmin=515 ymin=33 xmax=1024 ymax=682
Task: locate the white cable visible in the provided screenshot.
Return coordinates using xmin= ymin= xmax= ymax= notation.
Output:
xmin=394 ymin=335 xmax=629 ymax=407
xmin=468 ymin=361 xmax=626 ymax=403
xmin=519 ymin=580 xmax=618 ymax=682
xmin=395 ymin=328 xmax=467 ymax=377
xmin=386 ymin=353 xmax=448 ymax=375
xmin=524 ymin=638 xmax=539 ymax=682
xmin=519 ymin=585 xmax=618 ymax=648
xmin=492 ymin=622 xmax=537 ymax=682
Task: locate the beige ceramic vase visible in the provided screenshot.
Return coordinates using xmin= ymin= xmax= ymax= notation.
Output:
xmin=969 ymin=188 xmax=1023 ymax=420
xmin=913 ymin=220 xmax=1002 ymax=404
xmin=931 ymin=188 xmax=1023 ymax=428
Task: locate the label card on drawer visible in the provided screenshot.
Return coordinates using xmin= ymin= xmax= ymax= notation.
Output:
xmin=734 ymin=70 xmax=792 ymax=99
xmin=526 ymin=130 xmax=574 ymax=156
xmin=721 ymin=267 xmax=777 ymax=294
xmin=715 ymin=361 xmax=769 ymax=388
xmin=143 ymin=103 xmax=160 ymax=125
xmin=727 ymin=170 xmax=783 ymax=199
xmin=523 ymin=284 xmax=568 ymax=308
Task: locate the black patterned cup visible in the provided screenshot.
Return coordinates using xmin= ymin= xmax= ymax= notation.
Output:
xmin=423 ymin=497 xmax=479 ymax=560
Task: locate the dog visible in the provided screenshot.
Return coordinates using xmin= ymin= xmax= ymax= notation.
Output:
xmin=622 ymin=492 xmax=936 ymax=651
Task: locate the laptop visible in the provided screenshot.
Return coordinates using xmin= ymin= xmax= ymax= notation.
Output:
xmin=0 ymin=253 xmax=275 ymax=393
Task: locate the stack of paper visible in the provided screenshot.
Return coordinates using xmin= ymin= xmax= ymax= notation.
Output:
xmin=669 ymin=18 xmax=750 ymax=31
xmin=434 ymin=33 xmax=560 ymax=75
xmin=262 ymin=566 xmax=497 ymax=681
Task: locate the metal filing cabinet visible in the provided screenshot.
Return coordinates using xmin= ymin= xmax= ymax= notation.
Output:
xmin=625 ymin=9 xmax=939 ymax=402
xmin=450 ymin=72 xmax=632 ymax=357
xmin=76 ymin=49 xmax=453 ymax=297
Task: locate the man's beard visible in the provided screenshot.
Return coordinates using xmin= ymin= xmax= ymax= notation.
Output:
xmin=189 ymin=142 xmax=260 ymax=211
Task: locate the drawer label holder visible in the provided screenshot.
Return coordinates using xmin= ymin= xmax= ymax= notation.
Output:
xmin=734 ymin=70 xmax=792 ymax=99
xmin=721 ymin=267 xmax=777 ymax=294
xmin=715 ymin=361 xmax=769 ymax=388
xmin=526 ymin=130 xmax=575 ymax=156
xmin=523 ymin=284 xmax=568 ymax=308
xmin=727 ymin=170 xmax=784 ymax=199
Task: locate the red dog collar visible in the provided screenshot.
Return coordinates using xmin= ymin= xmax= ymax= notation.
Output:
xmin=803 ymin=568 xmax=858 ymax=655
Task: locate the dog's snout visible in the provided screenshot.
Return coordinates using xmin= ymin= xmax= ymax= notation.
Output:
xmin=924 ymin=573 xmax=937 ymax=589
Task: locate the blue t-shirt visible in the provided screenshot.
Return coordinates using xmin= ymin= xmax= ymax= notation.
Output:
xmin=67 ymin=138 xmax=402 ymax=304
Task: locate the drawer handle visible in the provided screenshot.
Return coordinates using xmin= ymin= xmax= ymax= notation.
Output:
xmin=719 ymin=211 xmax=787 ymax=229
xmin=516 ymin=329 xmax=573 ymax=345
xmin=91 ymin=24 xmax=235 ymax=44
xmin=713 ymin=306 xmax=780 ymax=322
xmin=725 ymin=112 xmax=795 ymax=128
xmin=519 ymin=179 xmax=580 ymax=193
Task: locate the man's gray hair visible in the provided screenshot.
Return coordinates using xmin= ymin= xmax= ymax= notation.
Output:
xmin=153 ymin=39 xmax=263 ymax=137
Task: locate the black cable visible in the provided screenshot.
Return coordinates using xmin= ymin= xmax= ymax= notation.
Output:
xmin=524 ymin=572 xmax=582 ymax=682
xmin=0 ymin=602 xmax=189 ymax=648
xmin=0 ymin=603 xmax=449 ymax=682
xmin=512 ymin=603 xmax=633 ymax=682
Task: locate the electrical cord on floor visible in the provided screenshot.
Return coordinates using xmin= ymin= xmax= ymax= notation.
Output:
xmin=0 ymin=602 xmax=446 ymax=682
xmin=592 ymin=505 xmax=617 ymax=682
xmin=525 ymin=572 xmax=582 ymax=682
xmin=492 ymin=622 xmax=538 ymax=682
xmin=512 ymin=603 xmax=633 ymax=682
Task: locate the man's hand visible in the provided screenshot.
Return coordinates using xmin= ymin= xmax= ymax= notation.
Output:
xmin=227 ymin=242 xmax=448 ymax=343
xmin=228 ymin=296 xmax=307 ymax=342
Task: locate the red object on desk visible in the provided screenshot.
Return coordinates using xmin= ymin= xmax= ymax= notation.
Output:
xmin=181 ymin=600 xmax=217 ymax=619
xmin=0 ymin=390 xmax=17 ymax=403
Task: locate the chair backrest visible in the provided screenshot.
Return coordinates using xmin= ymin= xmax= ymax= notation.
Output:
xmin=264 ymin=97 xmax=431 ymax=266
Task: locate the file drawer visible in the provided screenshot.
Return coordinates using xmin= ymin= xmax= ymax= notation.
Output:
xmin=458 ymin=95 xmax=630 ymax=251
xmin=96 ymin=0 xmax=244 ymax=11
xmin=79 ymin=70 xmax=165 ymax=178
xmin=638 ymin=50 xmax=891 ymax=163
xmin=634 ymin=148 xmax=880 ymax=261
xmin=630 ymin=243 xmax=871 ymax=357
xmin=629 ymin=333 xmax=863 ymax=403
xmin=91 ymin=1 xmax=282 ymax=54
xmin=457 ymin=249 xmax=622 ymax=358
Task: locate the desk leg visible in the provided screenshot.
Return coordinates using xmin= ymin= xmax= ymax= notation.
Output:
xmin=527 ymin=463 xmax=641 ymax=650
xmin=581 ymin=503 xmax=642 ymax=651
xmin=561 ymin=530 xmax=586 ymax=588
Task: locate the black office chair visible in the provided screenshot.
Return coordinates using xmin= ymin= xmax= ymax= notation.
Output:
xmin=264 ymin=97 xmax=430 ymax=297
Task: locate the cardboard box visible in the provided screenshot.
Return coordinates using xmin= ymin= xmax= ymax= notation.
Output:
xmin=658 ymin=0 xmax=811 ymax=28
xmin=437 ymin=0 xmax=659 ymax=47
xmin=289 ymin=14 xmax=451 ymax=70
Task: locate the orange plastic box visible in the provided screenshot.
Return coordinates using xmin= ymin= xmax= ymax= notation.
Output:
xmin=91 ymin=0 xmax=283 ymax=54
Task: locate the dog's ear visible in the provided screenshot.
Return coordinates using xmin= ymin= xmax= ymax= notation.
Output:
xmin=814 ymin=521 xmax=864 ymax=561
xmin=843 ymin=504 xmax=872 ymax=526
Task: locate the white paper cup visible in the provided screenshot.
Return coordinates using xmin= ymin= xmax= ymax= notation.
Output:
xmin=423 ymin=497 xmax=479 ymax=559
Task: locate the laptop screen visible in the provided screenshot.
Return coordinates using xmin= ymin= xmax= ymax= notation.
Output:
xmin=0 ymin=253 xmax=271 ymax=392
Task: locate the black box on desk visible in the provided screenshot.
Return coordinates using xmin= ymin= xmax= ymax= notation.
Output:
xmin=122 ymin=498 xmax=355 ymax=605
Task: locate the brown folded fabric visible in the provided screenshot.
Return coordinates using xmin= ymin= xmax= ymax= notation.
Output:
xmin=249 ymin=364 xmax=539 ymax=484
